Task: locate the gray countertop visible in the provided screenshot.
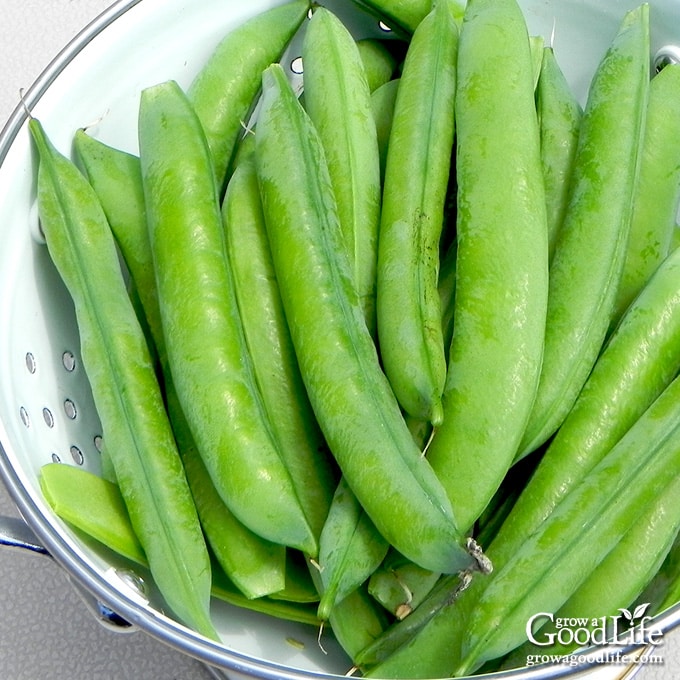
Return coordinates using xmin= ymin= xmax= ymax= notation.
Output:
xmin=0 ymin=2 xmax=679 ymax=680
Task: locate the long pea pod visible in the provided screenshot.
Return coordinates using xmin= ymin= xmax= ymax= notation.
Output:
xmin=376 ymin=1 xmax=458 ymax=425
xmin=517 ymin=4 xmax=650 ymax=458
xmin=425 ymin=0 xmax=549 ymax=534
xmin=611 ymin=62 xmax=680 ymax=326
xmin=29 ymin=118 xmax=217 ymax=640
xmin=370 ymin=78 xmax=400 ymax=183
xmin=536 ymin=46 xmax=583 ymax=262
xmin=456 ymin=372 xmax=680 ymax=674
xmin=639 ymin=530 xmax=680 ymax=616
xmin=74 ymin=131 xmax=291 ymax=598
xmin=222 ymin=153 xmax=336 ymax=545
xmin=187 ymin=0 xmax=309 ymax=191
xmin=302 ymin=6 xmax=382 ymax=334
xmin=138 ymin=79 xmax=315 ymax=555
xmin=255 ymin=63 xmax=476 ymax=575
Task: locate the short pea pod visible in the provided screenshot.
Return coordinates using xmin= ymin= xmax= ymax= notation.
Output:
xmin=611 ymin=62 xmax=680 ymax=326
xmin=138 ymin=79 xmax=315 ymax=556
xmin=187 ymin=0 xmax=309 ymax=192
xmin=425 ymin=0 xmax=549 ymax=534
xmin=222 ymin=153 xmax=336 ymax=545
xmin=314 ymin=477 xmax=388 ymax=620
xmin=255 ymin=63 xmax=475 ymax=575
xmin=536 ymin=46 xmax=583 ymax=262
xmin=495 ymin=244 xmax=680 ymax=562
xmin=457 ymin=372 xmax=680 ymax=674
xmin=29 ymin=118 xmax=217 ymax=640
xmin=517 ymin=4 xmax=650 ymax=458
xmin=376 ymin=2 xmax=458 ymax=425
xmin=302 ymin=6 xmax=382 ymax=335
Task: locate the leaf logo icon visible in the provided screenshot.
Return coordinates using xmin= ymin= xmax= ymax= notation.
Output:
xmin=618 ymin=608 xmax=634 ymax=624
xmin=618 ymin=603 xmax=650 ymax=627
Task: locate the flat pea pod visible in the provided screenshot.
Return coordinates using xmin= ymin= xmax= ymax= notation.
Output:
xmin=222 ymin=153 xmax=336 ymax=544
xmin=356 ymin=38 xmax=398 ymax=92
xmin=302 ymin=6 xmax=382 ymax=335
xmin=187 ymin=0 xmax=309 ymax=192
xmin=425 ymin=0 xmax=549 ymax=534
xmin=255 ymin=63 xmax=475 ymax=575
xmin=376 ymin=1 xmax=458 ymax=425
xmin=496 ymin=244 xmax=680 ymax=563
xmin=457 ymin=372 xmax=680 ymax=674
xmin=517 ymin=4 xmax=650 ymax=458
xmin=536 ymin=46 xmax=583 ymax=262
xmin=611 ymin=62 xmax=680 ymax=326
xmin=29 ymin=118 xmax=217 ymax=641
xmin=315 ymin=477 xmax=389 ymax=621
xmin=138 ymin=79 xmax=315 ymax=556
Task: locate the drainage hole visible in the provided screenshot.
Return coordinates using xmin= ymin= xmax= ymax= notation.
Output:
xmin=62 ymin=351 xmax=77 ymax=372
xmin=42 ymin=408 xmax=55 ymax=428
xmin=63 ymin=399 xmax=77 ymax=420
xmin=70 ymin=445 xmax=84 ymax=465
xmin=25 ymin=352 xmax=37 ymax=374
xmin=19 ymin=406 xmax=30 ymax=428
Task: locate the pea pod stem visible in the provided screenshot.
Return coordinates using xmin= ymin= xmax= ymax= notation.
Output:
xmin=517 ymin=3 xmax=651 ymax=458
xmin=425 ymin=0 xmax=549 ymax=534
xmin=29 ymin=118 xmax=217 ymax=640
xmin=255 ymin=62 xmax=476 ymax=575
xmin=138 ymin=79 xmax=315 ymax=555
xmin=376 ymin=1 xmax=458 ymax=425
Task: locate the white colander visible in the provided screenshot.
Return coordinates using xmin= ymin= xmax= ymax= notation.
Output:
xmin=0 ymin=1 xmax=679 ymax=679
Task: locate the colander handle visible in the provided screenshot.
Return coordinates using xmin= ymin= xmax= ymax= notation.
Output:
xmin=0 ymin=513 xmax=137 ymax=633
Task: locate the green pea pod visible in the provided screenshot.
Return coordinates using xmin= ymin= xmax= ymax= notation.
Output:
xmin=370 ymin=77 xmax=400 ymax=183
xmin=29 ymin=118 xmax=217 ymax=641
xmin=518 ymin=4 xmax=650 ymax=458
xmin=255 ymin=63 xmax=475 ymax=575
xmin=505 ymin=473 xmax=680 ymax=662
xmin=138 ymin=79 xmax=315 ymax=556
xmin=315 ymin=477 xmax=389 ymax=621
xmin=536 ymin=46 xmax=583 ymax=262
xmin=376 ymin=1 xmax=458 ymax=425
xmin=356 ymin=38 xmax=397 ymax=92
xmin=367 ymin=550 xmax=440 ymax=620
xmin=611 ymin=62 xmax=680 ymax=326
xmin=425 ymin=0 xmax=549 ymax=534
xmin=529 ymin=36 xmax=545 ymax=91
xmin=457 ymin=372 xmax=680 ymax=674
xmin=639 ymin=529 xmax=680 ymax=616
xmin=351 ymin=0 xmax=465 ymax=33
xmin=303 ymin=6 xmax=382 ymax=335
xmin=222 ymin=153 xmax=336 ymax=544
xmin=187 ymin=0 xmax=309 ymax=191
xmin=497 ymin=244 xmax=680 ymax=564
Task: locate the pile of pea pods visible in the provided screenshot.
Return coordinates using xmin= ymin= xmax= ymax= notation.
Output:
xmin=29 ymin=0 xmax=680 ymax=676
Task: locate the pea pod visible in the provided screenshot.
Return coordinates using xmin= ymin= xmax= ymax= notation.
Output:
xmin=457 ymin=372 xmax=680 ymax=674
xmin=351 ymin=0 xmax=465 ymax=33
xmin=356 ymin=38 xmax=397 ymax=92
xmin=517 ymin=4 xmax=650 ymax=458
xmin=376 ymin=1 xmax=458 ymax=425
xmin=536 ymin=46 xmax=583 ymax=261
xmin=222 ymin=153 xmax=336 ymax=544
xmin=611 ymin=62 xmax=680 ymax=326
xmin=29 ymin=118 xmax=217 ymax=640
xmin=639 ymin=529 xmax=680 ymax=616
xmin=370 ymin=77 xmax=400 ymax=183
xmin=302 ymin=6 xmax=382 ymax=334
xmin=138 ymin=79 xmax=315 ymax=555
xmin=425 ymin=0 xmax=549 ymax=534
xmin=255 ymin=63 xmax=476 ymax=575
xmin=187 ymin=0 xmax=310 ymax=191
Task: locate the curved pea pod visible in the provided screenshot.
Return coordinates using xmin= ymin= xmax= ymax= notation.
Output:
xmin=315 ymin=477 xmax=389 ymax=621
xmin=498 ymin=244 xmax=680 ymax=562
xmin=255 ymin=63 xmax=476 ymax=576
xmin=370 ymin=77 xmax=399 ymax=183
xmin=303 ymin=6 xmax=382 ymax=335
xmin=356 ymin=38 xmax=397 ymax=92
xmin=376 ymin=1 xmax=458 ymax=425
xmin=505 ymin=473 xmax=680 ymax=663
xmin=425 ymin=0 xmax=549 ymax=534
xmin=138 ymin=80 xmax=315 ymax=556
xmin=536 ymin=46 xmax=583 ymax=262
xmin=222 ymin=154 xmax=336 ymax=544
xmin=517 ymin=4 xmax=650 ymax=458
xmin=187 ymin=0 xmax=310 ymax=191
xmin=29 ymin=119 xmax=217 ymax=641
xmin=367 ymin=550 xmax=440 ymax=620
xmin=611 ymin=62 xmax=680 ymax=326
xmin=456 ymin=371 xmax=680 ymax=674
